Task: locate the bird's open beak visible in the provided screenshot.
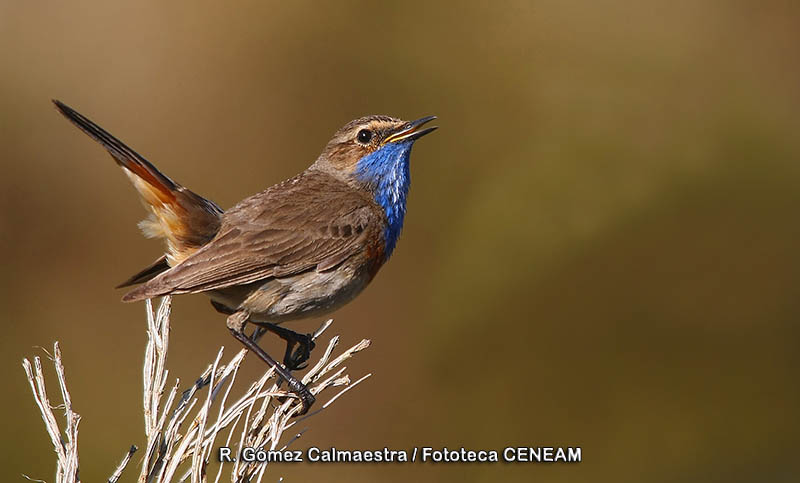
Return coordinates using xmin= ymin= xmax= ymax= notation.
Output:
xmin=384 ymin=116 xmax=438 ymax=144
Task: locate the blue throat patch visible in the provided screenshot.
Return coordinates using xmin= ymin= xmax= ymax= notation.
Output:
xmin=354 ymin=141 xmax=414 ymax=259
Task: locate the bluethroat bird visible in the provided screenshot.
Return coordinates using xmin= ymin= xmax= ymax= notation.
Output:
xmin=53 ymin=100 xmax=437 ymax=414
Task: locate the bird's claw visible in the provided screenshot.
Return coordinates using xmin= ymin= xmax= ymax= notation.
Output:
xmin=287 ymin=379 xmax=315 ymax=416
xmin=284 ymin=333 xmax=315 ymax=371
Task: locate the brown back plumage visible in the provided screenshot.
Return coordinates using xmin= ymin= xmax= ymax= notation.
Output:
xmin=122 ymin=168 xmax=385 ymax=301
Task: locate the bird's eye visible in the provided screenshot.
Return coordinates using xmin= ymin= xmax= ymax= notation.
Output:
xmin=356 ymin=129 xmax=373 ymax=144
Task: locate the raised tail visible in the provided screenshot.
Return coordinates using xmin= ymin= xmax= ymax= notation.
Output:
xmin=53 ymin=100 xmax=224 ymax=279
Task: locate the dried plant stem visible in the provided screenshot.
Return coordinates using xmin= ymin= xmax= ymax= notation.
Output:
xmin=22 ymin=343 xmax=80 ymax=483
xmin=23 ymin=296 xmax=371 ymax=482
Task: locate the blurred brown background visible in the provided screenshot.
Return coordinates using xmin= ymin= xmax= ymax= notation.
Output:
xmin=2 ymin=1 xmax=800 ymax=481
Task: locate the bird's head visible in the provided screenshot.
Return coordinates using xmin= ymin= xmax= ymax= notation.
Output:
xmin=314 ymin=115 xmax=437 ymax=257
xmin=315 ymin=115 xmax=437 ymax=185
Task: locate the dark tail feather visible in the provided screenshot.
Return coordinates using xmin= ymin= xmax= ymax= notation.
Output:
xmin=52 ymin=99 xmax=179 ymax=200
xmin=54 ymin=99 xmax=224 ymax=265
xmin=116 ymin=255 xmax=171 ymax=288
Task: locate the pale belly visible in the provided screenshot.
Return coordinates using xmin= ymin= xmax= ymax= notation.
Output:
xmin=208 ymin=259 xmax=375 ymax=323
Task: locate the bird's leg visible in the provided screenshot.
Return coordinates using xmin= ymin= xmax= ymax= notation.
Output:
xmin=211 ymin=300 xmax=314 ymax=370
xmin=248 ymin=321 xmax=316 ymax=371
xmin=226 ymin=311 xmax=315 ymax=415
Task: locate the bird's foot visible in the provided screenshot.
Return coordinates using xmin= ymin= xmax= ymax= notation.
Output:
xmin=250 ymin=321 xmax=316 ymax=371
xmin=286 ymin=378 xmax=316 ymax=415
xmin=283 ymin=332 xmax=316 ymax=371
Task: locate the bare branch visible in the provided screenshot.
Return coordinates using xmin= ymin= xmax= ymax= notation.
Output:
xmin=22 ymin=342 xmax=81 ymax=483
xmin=24 ymin=297 xmax=371 ymax=482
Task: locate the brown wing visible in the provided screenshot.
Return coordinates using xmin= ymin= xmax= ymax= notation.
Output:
xmin=122 ymin=169 xmax=384 ymax=301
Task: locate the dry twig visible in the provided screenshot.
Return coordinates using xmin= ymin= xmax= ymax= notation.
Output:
xmin=23 ymin=297 xmax=371 ymax=482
